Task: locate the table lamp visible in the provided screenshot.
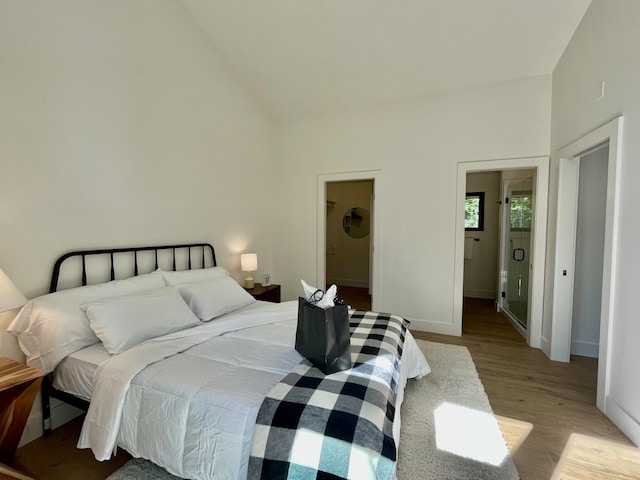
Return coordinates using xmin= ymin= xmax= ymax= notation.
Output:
xmin=240 ymin=253 xmax=258 ymax=289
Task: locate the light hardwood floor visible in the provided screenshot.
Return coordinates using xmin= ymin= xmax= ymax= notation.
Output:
xmin=413 ymin=297 xmax=634 ymax=479
xmin=9 ymin=297 xmax=635 ymax=479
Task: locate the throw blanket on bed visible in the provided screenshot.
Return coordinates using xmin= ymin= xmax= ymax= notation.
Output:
xmin=248 ymin=311 xmax=409 ymax=480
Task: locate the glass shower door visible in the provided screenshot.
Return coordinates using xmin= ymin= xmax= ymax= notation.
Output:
xmin=503 ymin=178 xmax=533 ymax=328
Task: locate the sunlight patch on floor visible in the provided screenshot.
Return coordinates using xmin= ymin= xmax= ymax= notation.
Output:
xmin=434 ymin=402 xmax=508 ymax=466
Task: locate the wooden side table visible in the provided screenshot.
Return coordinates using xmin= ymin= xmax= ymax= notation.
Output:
xmin=245 ymin=283 xmax=281 ymax=303
xmin=0 ymin=358 xmax=43 ymax=465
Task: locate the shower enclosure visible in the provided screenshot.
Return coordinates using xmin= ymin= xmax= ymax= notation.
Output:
xmin=500 ymin=176 xmax=534 ymax=330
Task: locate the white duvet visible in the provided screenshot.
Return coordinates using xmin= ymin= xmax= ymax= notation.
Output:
xmin=78 ymin=301 xmax=430 ymax=480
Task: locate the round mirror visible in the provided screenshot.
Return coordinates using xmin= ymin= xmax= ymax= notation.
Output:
xmin=342 ymin=207 xmax=370 ymax=238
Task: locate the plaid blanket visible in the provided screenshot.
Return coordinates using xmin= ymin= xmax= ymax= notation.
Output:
xmin=248 ymin=310 xmax=409 ymax=480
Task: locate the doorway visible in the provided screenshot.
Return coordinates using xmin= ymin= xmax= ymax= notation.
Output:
xmin=317 ymin=171 xmax=382 ymax=312
xmin=455 ymin=157 xmax=549 ymax=346
xmin=571 ymin=145 xmax=608 ymax=358
xmin=551 ymin=116 xmax=623 ymax=417
xmin=326 ymin=180 xmax=373 ymax=309
xmin=463 ymin=169 xmax=537 ymax=341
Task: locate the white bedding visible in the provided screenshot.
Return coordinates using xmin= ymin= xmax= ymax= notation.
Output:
xmin=54 ymin=343 xmax=110 ymax=400
xmin=78 ymin=301 xmax=430 ymax=480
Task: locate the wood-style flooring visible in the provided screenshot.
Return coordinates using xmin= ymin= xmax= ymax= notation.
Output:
xmin=337 ymin=285 xmax=371 ymax=310
xmin=413 ymin=297 xmax=634 ymax=479
xmin=9 ymin=297 xmax=635 ymax=479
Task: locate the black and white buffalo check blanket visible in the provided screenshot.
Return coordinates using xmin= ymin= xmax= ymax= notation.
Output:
xmin=248 ymin=310 xmax=409 ymax=480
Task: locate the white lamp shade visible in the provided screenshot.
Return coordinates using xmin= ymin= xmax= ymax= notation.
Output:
xmin=0 ymin=268 xmax=27 ymax=313
xmin=240 ymin=253 xmax=258 ymax=272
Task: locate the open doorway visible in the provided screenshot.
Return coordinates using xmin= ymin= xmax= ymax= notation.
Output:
xmin=551 ymin=117 xmax=623 ymax=420
xmin=326 ymin=180 xmax=373 ymax=310
xmin=463 ymin=169 xmax=536 ymax=341
xmin=317 ymin=170 xmax=382 ymax=312
xmin=454 ymin=157 xmax=549 ymax=345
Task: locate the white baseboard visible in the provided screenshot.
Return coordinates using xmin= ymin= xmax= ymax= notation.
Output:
xmin=571 ymin=340 xmax=599 ymax=358
xmin=462 ymin=289 xmax=496 ymax=299
xmin=605 ymin=396 xmax=640 ymax=447
xmin=326 ymin=277 xmax=369 ymax=289
xmin=20 ymin=399 xmax=83 ymax=447
xmin=540 ymin=335 xmax=551 ymax=358
xmin=406 ymin=318 xmax=458 ymax=336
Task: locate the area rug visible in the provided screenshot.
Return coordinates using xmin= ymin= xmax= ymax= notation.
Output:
xmin=107 ymin=340 xmax=519 ymax=480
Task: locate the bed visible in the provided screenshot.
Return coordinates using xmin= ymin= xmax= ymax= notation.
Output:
xmin=8 ymin=243 xmax=430 ymax=480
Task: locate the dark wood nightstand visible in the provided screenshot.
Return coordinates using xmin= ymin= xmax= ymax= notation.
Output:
xmin=0 ymin=357 xmax=43 ymax=471
xmin=246 ymin=283 xmax=281 ymax=303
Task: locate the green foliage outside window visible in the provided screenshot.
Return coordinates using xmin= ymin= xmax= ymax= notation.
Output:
xmin=510 ymin=191 xmax=532 ymax=230
xmin=465 ymin=192 xmax=484 ymax=231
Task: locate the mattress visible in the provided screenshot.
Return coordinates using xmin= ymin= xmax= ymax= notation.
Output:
xmin=53 ymin=343 xmax=111 ymax=401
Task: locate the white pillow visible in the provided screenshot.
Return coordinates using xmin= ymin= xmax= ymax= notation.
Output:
xmin=177 ymin=276 xmax=256 ymax=321
xmin=7 ymin=271 xmax=165 ymax=373
xmin=161 ymin=266 xmax=229 ymax=287
xmin=83 ymin=287 xmax=200 ymax=355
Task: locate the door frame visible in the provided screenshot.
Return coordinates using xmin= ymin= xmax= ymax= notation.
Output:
xmin=551 ymin=116 xmax=623 ymax=413
xmin=317 ymin=170 xmax=382 ymax=311
xmin=454 ymin=157 xmax=549 ymax=345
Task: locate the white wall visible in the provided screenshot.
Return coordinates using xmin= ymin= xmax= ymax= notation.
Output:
xmin=275 ymin=75 xmax=551 ymax=334
xmin=571 ymin=147 xmax=607 ymax=358
xmin=0 ymin=0 xmax=275 ymax=303
xmin=0 ymin=1 xmax=275 ymax=442
xmin=463 ymin=172 xmax=500 ymax=299
xmin=548 ymin=0 xmax=640 ymax=444
xmin=326 ymin=181 xmax=372 ymax=288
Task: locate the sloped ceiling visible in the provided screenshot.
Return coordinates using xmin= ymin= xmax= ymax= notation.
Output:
xmin=183 ymin=0 xmax=591 ymax=121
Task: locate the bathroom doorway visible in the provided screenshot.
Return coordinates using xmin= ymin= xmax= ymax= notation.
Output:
xmin=463 ymin=169 xmax=536 ymax=339
xmin=455 ymin=157 xmax=549 ymax=346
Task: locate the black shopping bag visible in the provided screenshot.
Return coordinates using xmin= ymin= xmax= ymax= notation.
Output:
xmin=295 ymin=297 xmax=351 ymax=374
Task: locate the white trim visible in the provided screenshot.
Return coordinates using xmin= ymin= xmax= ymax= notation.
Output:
xmin=550 ymin=156 xmax=581 ymax=362
xmin=407 ymin=318 xmax=457 ymax=335
xmin=317 ymin=170 xmax=383 ymax=311
xmin=552 ymin=116 xmax=623 ymax=414
xmin=604 ymin=397 xmax=640 ymax=446
xmin=571 ymin=340 xmax=600 ymax=358
xmin=326 ymin=277 xmax=370 ymax=289
xmin=454 ymin=157 xmax=549 ymax=346
xmin=462 ymin=289 xmax=496 ymax=299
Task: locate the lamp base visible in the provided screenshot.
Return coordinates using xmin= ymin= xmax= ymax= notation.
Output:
xmin=245 ymin=278 xmax=255 ymax=289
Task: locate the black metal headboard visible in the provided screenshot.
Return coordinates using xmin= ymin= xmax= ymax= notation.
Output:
xmin=49 ymin=243 xmax=217 ymax=293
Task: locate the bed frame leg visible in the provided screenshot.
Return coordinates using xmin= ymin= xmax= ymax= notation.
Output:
xmin=41 ymin=375 xmax=52 ymax=436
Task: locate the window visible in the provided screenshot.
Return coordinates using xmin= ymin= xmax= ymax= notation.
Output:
xmin=465 ymin=192 xmax=485 ymax=231
xmin=510 ymin=190 xmax=532 ymax=231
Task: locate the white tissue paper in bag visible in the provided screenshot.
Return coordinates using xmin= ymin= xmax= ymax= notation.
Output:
xmin=301 ymin=279 xmax=337 ymax=309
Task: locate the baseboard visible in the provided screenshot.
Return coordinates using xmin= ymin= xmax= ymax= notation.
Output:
xmin=326 ymin=277 xmax=369 ymax=289
xmin=540 ymin=334 xmax=551 ymax=358
xmin=571 ymin=340 xmax=599 ymax=358
xmin=605 ymin=396 xmax=640 ymax=447
xmin=406 ymin=318 xmax=458 ymax=336
xmin=462 ymin=289 xmax=496 ymax=299
xmin=20 ymin=398 xmax=83 ymax=447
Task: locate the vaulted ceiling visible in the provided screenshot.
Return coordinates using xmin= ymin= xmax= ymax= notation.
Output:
xmin=183 ymin=0 xmax=592 ymax=121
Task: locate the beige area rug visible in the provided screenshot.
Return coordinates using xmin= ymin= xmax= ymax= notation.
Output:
xmin=108 ymin=340 xmax=519 ymax=480
xmin=396 ymin=340 xmax=519 ymax=479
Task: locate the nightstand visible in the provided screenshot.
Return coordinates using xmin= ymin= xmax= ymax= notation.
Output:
xmin=246 ymin=283 xmax=281 ymax=303
xmin=0 ymin=358 xmax=43 ymax=467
